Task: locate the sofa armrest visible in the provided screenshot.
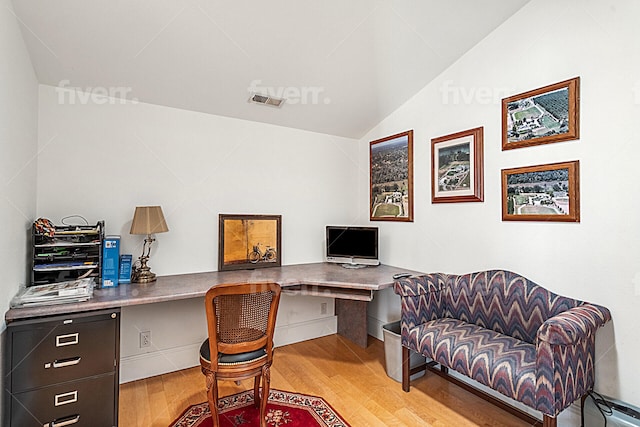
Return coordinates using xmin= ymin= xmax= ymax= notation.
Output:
xmin=537 ymin=303 xmax=612 ymax=345
xmin=393 ymin=274 xmax=444 ymax=297
xmin=535 ymin=303 xmax=611 ymax=416
xmin=394 ymin=274 xmax=447 ymax=350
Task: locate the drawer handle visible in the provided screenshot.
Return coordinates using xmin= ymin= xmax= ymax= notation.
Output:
xmin=45 ymin=414 xmax=80 ymax=427
xmin=56 ymin=333 xmax=79 ymax=347
xmin=51 ymin=357 xmax=81 ymax=368
xmin=54 ymin=390 xmax=78 ymax=406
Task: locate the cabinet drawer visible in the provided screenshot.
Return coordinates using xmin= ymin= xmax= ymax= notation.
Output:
xmin=10 ymin=311 xmax=118 ymax=392
xmin=10 ymin=373 xmax=116 ymax=427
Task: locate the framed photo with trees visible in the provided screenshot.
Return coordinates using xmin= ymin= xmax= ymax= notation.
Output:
xmin=502 ymin=77 xmax=580 ymax=150
xmin=218 ymin=214 xmax=282 ymax=271
xmin=431 ymin=126 xmax=484 ymax=203
xmin=369 ymin=130 xmax=414 ymax=222
xmin=501 ymin=161 xmax=580 ymax=222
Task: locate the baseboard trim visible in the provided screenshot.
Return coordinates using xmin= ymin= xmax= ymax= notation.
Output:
xmin=120 ymin=343 xmax=201 ymax=383
xmin=274 ymin=315 xmax=337 ymax=347
xmin=120 ymin=316 xmax=338 ymax=383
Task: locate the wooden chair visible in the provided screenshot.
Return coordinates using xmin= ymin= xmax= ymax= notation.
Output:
xmin=199 ymin=282 xmax=281 ymax=427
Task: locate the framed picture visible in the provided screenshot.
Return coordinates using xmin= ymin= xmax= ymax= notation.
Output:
xmin=431 ymin=126 xmax=484 ymax=203
xmin=369 ymin=130 xmax=414 ymax=222
xmin=501 ymin=161 xmax=580 ymax=222
xmin=218 ymin=214 xmax=282 ymax=271
xmin=502 ymin=77 xmax=580 ymax=150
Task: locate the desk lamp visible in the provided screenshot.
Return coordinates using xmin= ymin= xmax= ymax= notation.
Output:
xmin=129 ymin=206 xmax=169 ymax=283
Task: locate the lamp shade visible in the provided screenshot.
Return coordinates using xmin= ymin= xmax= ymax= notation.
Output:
xmin=130 ymin=206 xmax=169 ymax=235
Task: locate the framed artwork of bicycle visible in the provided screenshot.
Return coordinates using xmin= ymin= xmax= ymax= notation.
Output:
xmin=369 ymin=130 xmax=414 ymax=222
xmin=218 ymin=214 xmax=282 ymax=271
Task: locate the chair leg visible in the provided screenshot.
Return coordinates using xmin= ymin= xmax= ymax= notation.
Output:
xmin=543 ymin=414 xmax=557 ymax=427
xmin=253 ymin=375 xmax=261 ymax=408
xmin=260 ymin=365 xmax=271 ymax=427
xmin=402 ymin=346 xmax=410 ymax=392
xmin=205 ymin=372 xmax=220 ymax=427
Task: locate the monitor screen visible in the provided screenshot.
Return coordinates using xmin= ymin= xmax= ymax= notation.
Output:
xmin=326 ymin=226 xmax=379 ymax=266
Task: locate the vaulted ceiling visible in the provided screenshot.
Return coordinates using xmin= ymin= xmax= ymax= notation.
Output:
xmin=12 ymin=0 xmax=530 ymax=138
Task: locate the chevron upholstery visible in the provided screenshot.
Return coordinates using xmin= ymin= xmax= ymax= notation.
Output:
xmin=394 ymin=270 xmax=611 ymax=419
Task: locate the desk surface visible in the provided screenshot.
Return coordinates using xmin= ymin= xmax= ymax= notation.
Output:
xmin=5 ymin=263 xmax=423 ymax=322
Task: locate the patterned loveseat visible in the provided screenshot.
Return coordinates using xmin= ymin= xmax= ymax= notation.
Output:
xmin=394 ymin=270 xmax=611 ymax=426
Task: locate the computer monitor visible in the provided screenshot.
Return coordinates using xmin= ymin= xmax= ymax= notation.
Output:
xmin=325 ymin=226 xmax=379 ymax=267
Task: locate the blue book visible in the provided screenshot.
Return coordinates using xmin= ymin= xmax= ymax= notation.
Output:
xmin=102 ymin=236 xmax=120 ymax=287
xmin=119 ymin=254 xmax=132 ymax=284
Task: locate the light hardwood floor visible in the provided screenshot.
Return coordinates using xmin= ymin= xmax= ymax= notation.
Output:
xmin=119 ymin=334 xmax=531 ymax=427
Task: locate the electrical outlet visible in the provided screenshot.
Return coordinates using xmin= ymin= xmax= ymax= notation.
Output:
xmin=140 ymin=331 xmax=151 ymax=348
xmin=320 ymin=302 xmax=328 ymax=315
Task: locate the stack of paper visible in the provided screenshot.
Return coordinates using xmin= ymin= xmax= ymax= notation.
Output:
xmin=11 ymin=278 xmax=94 ymax=307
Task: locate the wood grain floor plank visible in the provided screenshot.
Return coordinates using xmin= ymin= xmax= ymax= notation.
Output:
xmin=119 ymin=335 xmax=533 ymax=427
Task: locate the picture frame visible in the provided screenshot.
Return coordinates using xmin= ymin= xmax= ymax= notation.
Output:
xmin=369 ymin=130 xmax=414 ymax=222
xmin=431 ymin=126 xmax=484 ymax=203
xmin=502 ymin=77 xmax=580 ymax=150
xmin=501 ymin=161 xmax=580 ymax=222
xmin=218 ymin=214 xmax=282 ymax=271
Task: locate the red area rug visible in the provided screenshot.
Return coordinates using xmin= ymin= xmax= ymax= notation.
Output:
xmin=170 ymin=389 xmax=350 ymax=427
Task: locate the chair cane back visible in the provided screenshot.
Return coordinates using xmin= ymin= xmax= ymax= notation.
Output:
xmin=199 ymin=282 xmax=281 ymax=427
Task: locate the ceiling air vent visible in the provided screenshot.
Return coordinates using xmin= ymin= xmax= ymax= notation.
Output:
xmin=249 ymin=93 xmax=285 ymax=108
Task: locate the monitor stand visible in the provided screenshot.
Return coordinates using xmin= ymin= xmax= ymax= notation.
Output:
xmin=340 ymin=263 xmax=368 ymax=269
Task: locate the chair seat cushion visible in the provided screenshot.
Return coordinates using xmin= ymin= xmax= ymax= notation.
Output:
xmin=200 ymin=339 xmax=267 ymax=365
xmin=409 ymin=318 xmax=537 ymax=407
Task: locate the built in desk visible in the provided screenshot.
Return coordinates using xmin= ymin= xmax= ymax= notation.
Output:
xmin=4 ymin=263 xmax=423 ymax=426
xmin=5 ymin=262 xmax=424 ymax=346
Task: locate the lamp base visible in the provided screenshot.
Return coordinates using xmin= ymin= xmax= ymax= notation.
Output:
xmin=132 ymin=236 xmax=159 ymax=283
xmin=132 ymin=268 xmax=157 ymax=284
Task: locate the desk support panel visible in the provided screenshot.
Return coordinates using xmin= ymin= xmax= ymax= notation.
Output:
xmin=336 ymin=299 xmax=369 ymax=348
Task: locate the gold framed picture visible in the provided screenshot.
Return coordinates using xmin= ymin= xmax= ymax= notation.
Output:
xmin=218 ymin=214 xmax=282 ymax=271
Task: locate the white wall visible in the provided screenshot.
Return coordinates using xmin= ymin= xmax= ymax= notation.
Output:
xmin=0 ymin=0 xmax=39 ymax=421
xmin=36 ymin=85 xmax=360 ymax=380
xmin=0 ymin=0 xmax=39 ymax=313
xmin=361 ymin=0 xmax=640 ymax=418
xmin=0 ymin=0 xmax=39 ymax=322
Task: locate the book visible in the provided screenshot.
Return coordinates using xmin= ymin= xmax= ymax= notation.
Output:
xmin=119 ymin=254 xmax=133 ymax=284
xmin=102 ymin=236 xmax=120 ymax=287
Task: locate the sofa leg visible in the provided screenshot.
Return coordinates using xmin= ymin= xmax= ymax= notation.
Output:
xmin=543 ymin=414 xmax=557 ymax=427
xmin=401 ymin=346 xmax=410 ymax=392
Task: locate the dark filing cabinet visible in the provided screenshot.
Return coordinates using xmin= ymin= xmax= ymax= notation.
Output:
xmin=4 ymin=309 xmax=120 ymax=427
